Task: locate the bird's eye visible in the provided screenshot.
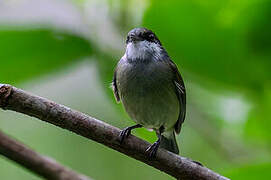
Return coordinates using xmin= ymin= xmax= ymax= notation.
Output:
xmin=149 ymin=34 xmax=154 ymax=39
xmin=146 ymin=33 xmax=155 ymax=42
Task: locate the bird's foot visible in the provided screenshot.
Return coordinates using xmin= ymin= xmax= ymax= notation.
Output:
xmin=119 ymin=127 xmax=132 ymax=144
xmin=146 ymin=141 xmax=160 ymax=160
xmin=119 ymin=124 xmax=142 ymax=144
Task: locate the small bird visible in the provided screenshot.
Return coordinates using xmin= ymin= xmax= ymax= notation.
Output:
xmin=112 ymin=27 xmax=186 ymax=158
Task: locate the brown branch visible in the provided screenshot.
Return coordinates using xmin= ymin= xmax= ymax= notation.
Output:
xmin=0 ymin=130 xmax=90 ymax=180
xmin=0 ymin=84 xmax=230 ymax=180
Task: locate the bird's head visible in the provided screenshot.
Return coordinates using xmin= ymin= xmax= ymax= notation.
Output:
xmin=126 ymin=27 xmax=161 ymax=45
xmin=125 ymin=28 xmax=164 ymax=61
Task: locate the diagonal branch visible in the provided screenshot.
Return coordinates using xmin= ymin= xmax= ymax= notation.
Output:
xmin=0 ymin=130 xmax=91 ymax=180
xmin=0 ymin=84 xmax=230 ymax=180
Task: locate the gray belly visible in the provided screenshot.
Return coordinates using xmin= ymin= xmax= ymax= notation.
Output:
xmin=116 ymin=61 xmax=179 ymax=131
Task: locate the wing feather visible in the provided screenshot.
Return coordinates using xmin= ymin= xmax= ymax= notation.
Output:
xmin=168 ymin=60 xmax=186 ymax=134
xmin=112 ymin=68 xmax=120 ymax=102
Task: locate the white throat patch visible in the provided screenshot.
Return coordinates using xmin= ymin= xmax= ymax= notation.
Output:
xmin=126 ymin=41 xmax=161 ymax=61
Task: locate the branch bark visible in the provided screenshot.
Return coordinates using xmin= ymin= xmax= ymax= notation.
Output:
xmin=0 ymin=84 xmax=230 ymax=180
xmin=0 ymin=130 xmax=90 ymax=180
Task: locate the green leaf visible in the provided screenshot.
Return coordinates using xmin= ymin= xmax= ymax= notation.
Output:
xmin=225 ymin=163 xmax=271 ymax=180
xmin=0 ymin=28 xmax=92 ymax=84
xmin=245 ymin=87 xmax=271 ymax=142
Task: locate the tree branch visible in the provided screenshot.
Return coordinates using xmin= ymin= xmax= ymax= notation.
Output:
xmin=0 ymin=84 xmax=230 ymax=180
xmin=0 ymin=130 xmax=90 ymax=180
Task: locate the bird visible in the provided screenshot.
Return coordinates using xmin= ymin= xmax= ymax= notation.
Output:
xmin=112 ymin=27 xmax=186 ymax=158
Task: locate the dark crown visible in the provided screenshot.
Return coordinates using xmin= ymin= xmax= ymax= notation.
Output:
xmin=126 ymin=27 xmax=161 ymax=45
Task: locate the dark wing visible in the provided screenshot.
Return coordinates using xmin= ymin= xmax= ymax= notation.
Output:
xmin=112 ymin=68 xmax=120 ymax=102
xmin=168 ymin=60 xmax=186 ymax=134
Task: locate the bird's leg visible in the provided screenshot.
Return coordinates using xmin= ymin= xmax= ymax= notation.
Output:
xmin=119 ymin=124 xmax=142 ymax=144
xmin=146 ymin=126 xmax=164 ymax=159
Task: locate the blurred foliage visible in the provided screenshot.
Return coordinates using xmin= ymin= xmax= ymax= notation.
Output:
xmin=0 ymin=28 xmax=92 ymax=84
xmin=0 ymin=0 xmax=271 ymax=179
xmin=226 ymin=163 xmax=271 ymax=179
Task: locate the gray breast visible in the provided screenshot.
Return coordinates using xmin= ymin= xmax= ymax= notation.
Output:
xmin=116 ymin=59 xmax=179 ymax=131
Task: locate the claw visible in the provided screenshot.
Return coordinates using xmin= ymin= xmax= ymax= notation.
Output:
xmin=146 ymin=126 xmax=164 ymax=159
xmin=119 ymin=124 xmax=143 ymax=144
xmin=146 ymin=142 xmax=159 ymax=159
xmin=119 ymin=127 xmax=131 ymax=144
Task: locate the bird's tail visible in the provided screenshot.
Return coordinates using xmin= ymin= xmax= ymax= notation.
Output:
xmin=160 ymin=131 xmax=179 ymax=154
